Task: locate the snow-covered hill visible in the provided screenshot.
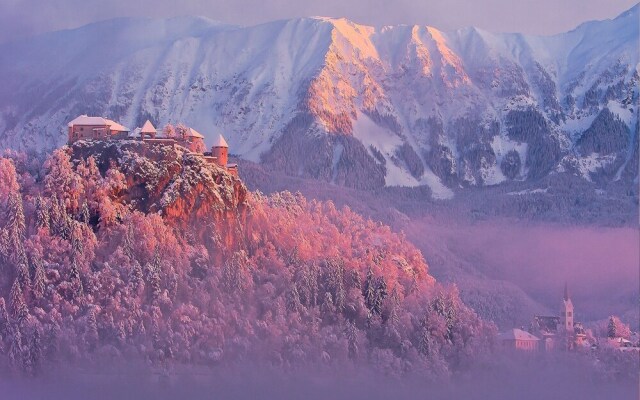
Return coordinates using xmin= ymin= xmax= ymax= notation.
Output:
xmin=0 ymin=6 xmax=637 ymax=197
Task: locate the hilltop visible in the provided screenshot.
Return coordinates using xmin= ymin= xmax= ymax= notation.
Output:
xmin=0 ymin=141 xmax=494 ymax=376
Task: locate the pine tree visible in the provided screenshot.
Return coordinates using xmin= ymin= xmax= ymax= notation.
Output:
xmin=9 ymin=280 xmax=27 ymax=321
xmin=286 ymin=284 xmax=303 ymax=313
xmin=16 ymin=252 xmax=31 ymax=291
xmin=85 ymin=308 xmax=99 ymax=350
xmin=363 ymin=267 xmax=376 ymax=313
xmin=116 ymin=321 xmax=126 ymax=345
xmin=607 ymin=316 xmax=617 ymax=338
xmin=49 ymin=197 xmax=62 ymax=236
xmin=81 ymin=200 xmax=90 ymax=225
xmin=129 ymin=261 xmax=144 ymax=295
xmin=6 ymin=192 xmax=26 ymax=253
xmin=32 ymin=262 xmax=46 ymax=300
xmin=122 ymin=224 xmax=135 ymax=259
xmin=45 ymin=323 xmax=60 ymax=361
xmin=345 ymin=320 xmax=359 ymax=359
xmin=0 ymin=297 xmax=8 ymax=339
xmin=327 ymin=259 xmax=345 ymax=312
xmin=444 ymin=295 xmax=458 ymax=343
xmin=145 ymin=262 xmax=161 ymax=301
xmin=418 ymin=324 xmax=433 ymax=357
xmin=34 ymin=196 xmax=50 ymax=231
xmin=70 ymin=223 xmax=84 ymax=261
xmin=51 ymin=198 xmax=72 ymax=240
xmin=387 ymin=287 xmax=401 ymax=327
xmin=321 ymin=292 xmax=336 ymax=317
xmin=69 ymin=260 xmax=84 ymax=301
xmin=0 ymin=228 xmax=8 ymax=264
xmin=28 ymin=328 xmax=42 ymax=376
xmin=373 ymin=276 xmax=388 ymax=316
xmin=350 ymin=269 xmax=362 ymax=290
xmin=9 ymin=325 xmax=24 ymax=371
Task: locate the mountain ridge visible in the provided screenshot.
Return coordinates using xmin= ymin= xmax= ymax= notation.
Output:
xmin=0 ymin=6 xmax=637 ymax=198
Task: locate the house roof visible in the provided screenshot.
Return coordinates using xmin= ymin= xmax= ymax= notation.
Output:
xmin=185 ymin=127 xmax=204 ymax=139
xmin=213 ymin=134 xmax=228 ymax=148
xmin=499 ymin=329 xmax=540 ymax=341
xmin=141 ymin=120 xmax=156 ymax=134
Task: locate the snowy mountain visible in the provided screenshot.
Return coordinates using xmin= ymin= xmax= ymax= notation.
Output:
xmin=0 ymin=6 xmax=637 ymax=197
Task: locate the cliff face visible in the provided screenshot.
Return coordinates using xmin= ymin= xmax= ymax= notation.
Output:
xmin=71 ymin=140 xmax=248 ymax=249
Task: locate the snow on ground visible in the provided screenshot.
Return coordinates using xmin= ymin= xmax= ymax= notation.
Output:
xmin=352 ymin=111 xmax=454 ymax=198
xmin=606 ymin=100 xmax=636 ymax=128
xmin=488 ymin=135 xmax=529 ymax=184
xmin=561 ymin=114 xmax=599 ymax=141
xmin=507 ymin=188 xmax=548 ymax=196
xmin=577 ymin=153 xmax=618 ymax=180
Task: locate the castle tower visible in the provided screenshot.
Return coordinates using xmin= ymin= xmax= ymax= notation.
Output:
xmin=560 ymin=283 xmax=574 ymax=333
xmin=211 ymin=134 xmax=229 ymax=167
xmin=140 ymin=120 xmax=157 ymax=139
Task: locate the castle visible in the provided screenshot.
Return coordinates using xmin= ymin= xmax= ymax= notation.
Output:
xmin=67 ymin=115 xmax=237 ymax=176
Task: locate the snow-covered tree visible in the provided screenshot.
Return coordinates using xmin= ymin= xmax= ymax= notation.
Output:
xmin=34 ymin=196 xmax=50 ymax=231
xmin=0 ymin=297 xmax=8 ymax=339
xmin=9 ymin=280 xmax=27 ymax=321
xmin=162 ymin=124 xmax=176 ymax=138
xmin=28 ymin=328 xmax=42 ymax=376
xmin=32 ymin=262 xmax=46 ymax=300
xmin=6 ymin=191 xmax=26 ymax=257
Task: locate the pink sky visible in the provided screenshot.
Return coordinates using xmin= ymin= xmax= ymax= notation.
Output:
xmin=1 ymin=0 xmax=637 ymax=43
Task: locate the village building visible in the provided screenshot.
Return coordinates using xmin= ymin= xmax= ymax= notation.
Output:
xmin=67 ymin=115 xmax=130 ymax=143
xmin=529 ymin=284 xmax=587 ymax=351
xmin=498 ymin=328 xmax=540 ymax=351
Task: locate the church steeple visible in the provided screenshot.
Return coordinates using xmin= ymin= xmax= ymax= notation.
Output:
xmin=560 ymin=283 xmax=574 ymax=333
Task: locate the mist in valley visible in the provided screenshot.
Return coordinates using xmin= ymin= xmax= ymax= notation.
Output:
xmin=406 ymin=218 xmax=640 ymax=328
xmin=1 ymin=356 xmax=637 ymax=400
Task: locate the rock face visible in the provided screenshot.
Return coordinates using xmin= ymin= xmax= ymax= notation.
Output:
xmin=0 ymin=6 xmax=638 ymax=197
xmin=71 ymin=140 xmax=248 ymax=247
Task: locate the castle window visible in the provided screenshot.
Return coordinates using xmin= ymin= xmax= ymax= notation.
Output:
xmin=568 ymin=312 xmax=572 ymax=317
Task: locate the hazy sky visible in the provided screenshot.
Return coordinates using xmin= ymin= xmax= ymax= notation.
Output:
xmin=0 ymin=0 xmax=637 ymax=43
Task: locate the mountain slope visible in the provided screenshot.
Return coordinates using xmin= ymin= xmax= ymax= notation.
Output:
xmin=0 ymin=6 xmax=637 ymax=197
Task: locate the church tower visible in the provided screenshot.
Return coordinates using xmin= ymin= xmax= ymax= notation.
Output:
xmin=560 ymin=283 xmax=574 ymax=333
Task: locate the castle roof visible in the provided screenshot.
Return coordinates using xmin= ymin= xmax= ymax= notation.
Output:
xmin=105 ymin=119 xmax=129 ymax=132
xmin=67 ymin=115 xmax=129 ymax=132
xmin=213 ymin=134 xmax=228 ymax=148
xmin=67 ymin=115 xmax=109 ymax=127
xmin=499 ymin=329 xmax=540 ymax=341
xmin=141 ymin=120 xmax=156 ymax=134
xmin=185 ymin=127 xmax=204 ymax=139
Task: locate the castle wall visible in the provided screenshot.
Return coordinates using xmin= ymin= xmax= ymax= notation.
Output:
xmin=69 ymin=124 xmax=110 ymax=142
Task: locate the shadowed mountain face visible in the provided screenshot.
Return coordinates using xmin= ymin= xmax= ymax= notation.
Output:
xmin=0 ymin=6 xmax=638 ymax=197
